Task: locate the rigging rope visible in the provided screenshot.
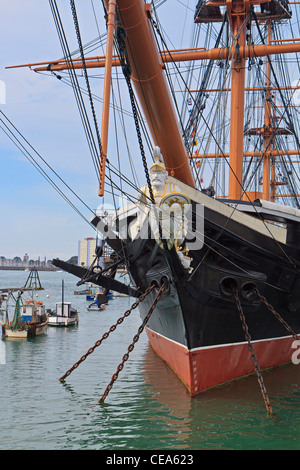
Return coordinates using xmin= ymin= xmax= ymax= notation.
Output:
xmin=252 ymin=9 xmax=300 ymax=156
xmin=49 ymin=0 xmax=101 ymax=179
xmin=115 ymin=25 xmax=156 ymax=205
xmin=0 ymin=110 xmax=96 ymax=230
xmin=69 ymin=0 xmax=103 ymax=171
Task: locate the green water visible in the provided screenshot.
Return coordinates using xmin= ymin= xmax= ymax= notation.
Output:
xmin=0 ymin=270 xmax=299 ymax=451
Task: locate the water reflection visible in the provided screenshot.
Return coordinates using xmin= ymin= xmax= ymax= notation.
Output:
xmin=141 ymin=344 xmax=300 ymax=450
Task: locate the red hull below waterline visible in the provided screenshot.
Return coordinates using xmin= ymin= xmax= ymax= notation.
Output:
xmin=146 ymin=327 xmax=296 ymax=395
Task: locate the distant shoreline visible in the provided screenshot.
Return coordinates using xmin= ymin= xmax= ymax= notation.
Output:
xmin=0 ymin=266 xmax=60 ymax=272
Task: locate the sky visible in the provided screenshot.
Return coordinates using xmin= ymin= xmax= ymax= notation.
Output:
xmin=0 ymin=0 xmax=195 ymax=262
xmin=1 ymin=1 xmax=300 ymax=262
xmin=0 ymin=1 xmax=103 ymax=261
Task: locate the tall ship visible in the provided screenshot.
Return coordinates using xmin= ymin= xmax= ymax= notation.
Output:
xmin=7 ymin=0 xmax=300 ymax=396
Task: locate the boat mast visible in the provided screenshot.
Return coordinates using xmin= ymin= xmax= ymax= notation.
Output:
xmin=13 ymin=0 xmax=299 ymax=199
xmin=99 ymin=0 xmax=117 ymax=196
xmin=114 ymin=0 xmax=195 ymax=188
xmin=261 ymin=21 xmax=293 ymax=202
xmin=262 ymin=21 xmax=272 ymax=201
xmin=194 ymin=0 xmax=294 ymax=201
xmin=227 ymin=0 xmax=249 ymax=200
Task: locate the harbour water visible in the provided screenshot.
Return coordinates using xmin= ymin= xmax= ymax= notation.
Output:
xmin=0 ymin=270 xmax=299 ymax=451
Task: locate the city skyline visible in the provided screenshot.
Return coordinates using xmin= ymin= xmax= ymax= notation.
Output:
xmin=0 ymin=252 xmax=77 ymax=266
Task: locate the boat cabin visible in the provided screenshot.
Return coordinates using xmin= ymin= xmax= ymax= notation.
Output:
xmin=21 ymin=301 xmax=45 ymax=323
xmin=55 ymin=302 xmax=73 ymax=318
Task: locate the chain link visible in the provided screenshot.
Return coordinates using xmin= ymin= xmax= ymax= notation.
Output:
xmin=124 ymin=76 xmax=155 ymax=205
xmin=232 ymin=286 xmax=273 ymax=415
xmin=59 ymin=284 xmax=156 ymax=382
xmin=99 ymin=283 xmax=166 ymax=403
xmin=115 ymin=27 xmax=155 ymax=205
xmin=253 ymin=288 xmax=300 ymax=342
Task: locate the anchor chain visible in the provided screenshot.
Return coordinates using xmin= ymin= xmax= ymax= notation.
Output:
xmin=231 ymin=285 xmax=273 ymax=415
xmin=99 ymin=283 xmax=166 ymax=403
xmin=252 ymin=288 xmax=300 ymax=342
xmin=59 ymin=284 xmax=156 ymax=382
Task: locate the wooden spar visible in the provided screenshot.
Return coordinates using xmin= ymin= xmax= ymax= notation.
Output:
xmin=115 ymin=0 xmax=195 ymax=187
xmin=25 ymin=42 xmax=300 ymax=73
xmin=5 ymin=48 xmax=206 ymax=70
xmin=177 ymin=86 xmax=300 ymax=93
xmin=98 ymin=0 xmax=116 ymax=197
xmin=262 ymin=21 xmax=272 ymax=201
xmin=227 ymin=0 xmax=248 ymax=200
xmin=190 ymin=150 xmax=300 ymax=159
xmin=270 ymin=38 xmax=300 ymax=42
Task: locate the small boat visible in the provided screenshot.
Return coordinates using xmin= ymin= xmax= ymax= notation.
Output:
xmin=47 ymin=302 xmax=79 ymax=326
xmin=2 ymin=295 xmax=48 ymax=338
xmin=74 ymin=289 xmax=89 ymax=295
xmin=112 ymin=292 xmax=129 ymax=298
xmin=87 ymin=300 xmax=105 ymax=312
xmin=47 ymin=280 xmax=79 ymax=326
xmin=86 ymin=286 xmax=114 ymax=301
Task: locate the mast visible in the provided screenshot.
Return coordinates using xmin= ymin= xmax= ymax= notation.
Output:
xmin=195 ymin=0 xmax=294 ymax=201
xmin=262 ymin=21 xmax=272 ymax=201
xmin=11 ymin=0 xmax=299 ymax=200
xmin=114 ymin=0 xmax=195 ymax=188
xmin=99 ymin=0 xmax=117 ymax=197
xmin=227 ymin=0 xmax=249 ymax=200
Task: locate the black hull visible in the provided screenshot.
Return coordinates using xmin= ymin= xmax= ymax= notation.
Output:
xmin=126 ymin=200 xmax=300 ymax=349
xmin=122 ymin=181 xmax=300 ymax=392
xmin=55 ymin=178 xmax=300 ymax=393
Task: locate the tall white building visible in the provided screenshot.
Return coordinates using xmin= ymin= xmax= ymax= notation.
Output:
xmin=78 ymin=238 xmax=98 ymax=267
xmin=78 ymin=237 xmax=114 ymax=268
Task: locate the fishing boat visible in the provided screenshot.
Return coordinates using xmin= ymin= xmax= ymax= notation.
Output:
xmin=47 ymin=280 xmax=79 ymax=326
xmin=48 ymin=302 xmax=79 ymax=326
xmin=2 ymin=294 xmax=48 ymax=338
xmin=1 ymin=270 xmax=47 ymax=338
xmin=74 ymin=287 xmax=90 ymax=295
xmin=6 ymin=0 xmax=300 ymax=395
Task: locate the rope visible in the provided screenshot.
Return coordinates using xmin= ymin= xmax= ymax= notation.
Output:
xmin=115 ymin=27 xmax=156 ymax=205
xmin=49 ymin=0 xmax=101 ymax=178
xmin=69 ymin=0 xmax=103 ymax=165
